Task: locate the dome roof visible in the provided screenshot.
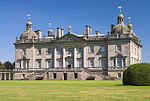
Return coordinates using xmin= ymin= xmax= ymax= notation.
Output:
xmin=118 ymin=14 xmax=124 ymax=18
xmin=26 ymin=21 xmax=32 ymax=25
xmin=111 ymin=24 xmax=130 ymax=34
xmin=20 ymin=30 xmax=38 ymax=39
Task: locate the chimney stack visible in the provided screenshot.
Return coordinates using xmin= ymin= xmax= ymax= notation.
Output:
xmin=85 ymin=26 xmax=92 ymax=36
xmin=57 ymin=28 xmax=64 ymax=38
xmin=35 ymin=30 xmax=42 ymax=39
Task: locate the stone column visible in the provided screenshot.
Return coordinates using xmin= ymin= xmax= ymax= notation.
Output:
xmin=53 ymin=48 xmax=57 ymax=68
xmin=62 ymin=48 xmax=65 ymax=68
xmin=83 ymin=47 xmax=86 ymax=68
xmin=32 ymin=45 xmax=35 ymax=70
xmin=73 ymin=47 xmax=77 ymax=68
xmin=0 ymin=73 xmax=2 ymax=80
xmin=21 ymin=60 xmax=23 ymax=69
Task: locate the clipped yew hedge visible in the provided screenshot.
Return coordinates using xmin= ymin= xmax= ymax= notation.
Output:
xmin=123 ymin=63 xmax=150 ymax=86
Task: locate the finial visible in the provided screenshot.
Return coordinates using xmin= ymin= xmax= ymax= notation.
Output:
xmin=67 ymin=25 xmax=72 ymax=33
xmin=118 ymin=6 xmax=123 ymax=13
xmin=128 ymin=17 xmax=132 ymax=23
xmin=27 ymin=14 xmax=31 ymax=21
xmin=48 ymin=22 xmax=52 ymax=29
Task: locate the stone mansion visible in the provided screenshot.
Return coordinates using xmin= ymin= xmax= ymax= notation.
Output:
xmin=0 ymin=12 xmax=142 ymax=80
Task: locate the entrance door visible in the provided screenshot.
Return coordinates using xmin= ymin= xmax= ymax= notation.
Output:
xmin=64 ymin=73 xmax=67 ymax=80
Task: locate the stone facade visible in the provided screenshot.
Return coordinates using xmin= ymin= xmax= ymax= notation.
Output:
xmin=0 ymin=13 xmax=142 ymax=80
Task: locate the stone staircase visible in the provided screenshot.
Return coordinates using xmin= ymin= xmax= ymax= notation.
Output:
xmin=26 ymin=70 xmax=47 ymax=80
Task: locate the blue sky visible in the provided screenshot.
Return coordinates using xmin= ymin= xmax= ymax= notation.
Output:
xmin=0 ymin=0 xmax=149 ymax=63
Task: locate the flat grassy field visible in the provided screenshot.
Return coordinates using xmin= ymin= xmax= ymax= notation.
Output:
xmin=0 ymin=80 xmax=150 ymax=101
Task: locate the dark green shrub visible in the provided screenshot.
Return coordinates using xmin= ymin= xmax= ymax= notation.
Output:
xmin=123 ymin=63 xmax=150 ymax=86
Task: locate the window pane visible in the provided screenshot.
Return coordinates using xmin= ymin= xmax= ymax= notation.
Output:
xmin=89 ymin=59 xmax=94 ymax=67
xmin=46 ymin=48 xmax=52 ymax=55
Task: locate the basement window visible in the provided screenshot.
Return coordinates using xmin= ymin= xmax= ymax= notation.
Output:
xmin=53 ymin=73 xmax=57 ymax=79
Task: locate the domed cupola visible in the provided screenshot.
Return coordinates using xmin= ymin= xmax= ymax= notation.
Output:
xmin=20 ymin=14 xmax=38 ymax=40
xmin=111 ymin=13 xmax=130 ymax=34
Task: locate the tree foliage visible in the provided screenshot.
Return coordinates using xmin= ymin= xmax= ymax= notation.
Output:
xmin=4 ymin=61 xmax=15 ymax=69
xmin=0 ymin=61 xmax=5 ymax=69
xmin=123 ymin=63 xmax=150 ymax=86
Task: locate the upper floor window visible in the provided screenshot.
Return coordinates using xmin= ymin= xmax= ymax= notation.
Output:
xmin=22 ymin=49 xmax=26 ymax=55
xmin=56 ymin=48 xmax=62 ymax=55
xmin=46 ymin=48 xmax=52 ymax=55
xmin=66 ymin=47 xmax=73 ymax=54
xmin=116 ymin=45 xmax=122 ymax=52
xmin=88 ymin=58 xmax=94 ymax=67
xmin=100 ymin=45 xmax=105 ymax=53
xmin=88 ymin=46 xmax=94 ymax=53
xmin=77 ymin=47 xmax=83 ymax=54
xmin=37 ymin=49 xmax=41 ymax=55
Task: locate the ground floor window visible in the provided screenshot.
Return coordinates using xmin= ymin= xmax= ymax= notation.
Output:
xmin=118 ymin=73 xmax=122 ymax=78
xmin=77 ymin=59 xmax=83 ymax=68
xmin=74 ymin=73 xmax=78 ymax=79
xmin=88 ymin=59 xmax=94 ymax=67
xmin=113 ymin=58 xmax=126 ymax=68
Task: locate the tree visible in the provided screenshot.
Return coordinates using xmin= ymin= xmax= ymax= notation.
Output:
xmin=4 ymin=61 xmax=14 ymax=69
xmin=0 ymin=61 xmax=5 ymax=69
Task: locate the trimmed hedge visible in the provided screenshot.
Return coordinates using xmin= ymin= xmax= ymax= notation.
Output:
xmin=123 ymin=63 xmax=150 ymax=86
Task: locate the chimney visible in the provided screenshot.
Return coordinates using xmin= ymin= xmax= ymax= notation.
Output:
xmin=61 ymin=29 xmax=64 ymax=36
xmin=85 ymin=26 xmax=92 ymax=35
xmin=57 ymin=28 xmax=62 ymax=38
xmin=35 ymin=30 xmax=42 ymax=39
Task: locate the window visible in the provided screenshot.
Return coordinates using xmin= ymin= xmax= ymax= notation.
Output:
xmin=100 ymin=45 xmax=105 ymax=53
xmin=36 ymin=60 xmax=41 ymax=68
xmin=113 ymin=59 xmax=116 ymax=67
xmin=89 ymin=46 xmax=94 ymax=53
xmin=118 ymin=73 xmax=122 ymax=78
xmin=53 ymin=73 xmax=57 ymax=79
xmin=123 ymin=59 xmax=126 ymax=67
xmin=117 ymin=58 xmax=122 ymax=67
xmin=66 ymin=48 xmax=73 ymax=54
xmin=37 ymin=49 xmax=41 ymax=55
xmin=56 ymin=48 xmax=62 ymax=55
xmin=47 ymin=60 xmax=52 ymax=68
xmin=116 ymin=45 xmax=121 ymax=52
xmin=77 ymin=59 xmax=83 ymax=68
xmin=27 ymin=60 xmax=29 ymax=68
xmin=74 ymin=73 xmax=78 ymax=79
xmin=22 ymin=49 xmax=26 ymax=55
xmin=57 ymin=59 xmax=62 ymax=67
xmin=101 ymin=59 xmax=107 ymax=68
xmin=46 ymin=48 xmax=52 ymax=55
xmin=77 ymin=47 xmax=83 ymax=54
xmin=88 ymin=59 xmax=94 ymax=67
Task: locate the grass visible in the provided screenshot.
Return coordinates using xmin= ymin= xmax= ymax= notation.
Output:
xmin=0 ymin=80 xmax=150 ymax=101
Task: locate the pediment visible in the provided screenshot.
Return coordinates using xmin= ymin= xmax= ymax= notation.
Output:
xmin=53 ymin=34 xmax=85 ymax=43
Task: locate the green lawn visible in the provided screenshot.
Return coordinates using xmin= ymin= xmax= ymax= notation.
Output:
xmin=0 ymin=80 xmax=150 ymax=101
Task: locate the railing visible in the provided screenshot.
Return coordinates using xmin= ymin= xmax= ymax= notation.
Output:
xmin=15 ymin=38 xmax=55 ymax=44
xmin=0 ymin=67 xmax=127 ymax=72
